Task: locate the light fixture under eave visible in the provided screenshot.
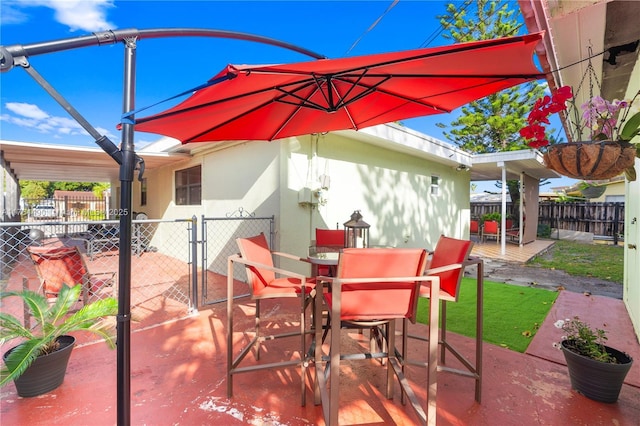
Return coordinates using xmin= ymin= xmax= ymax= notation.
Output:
xmin=456 ymin=164 xmax=469 ymax=171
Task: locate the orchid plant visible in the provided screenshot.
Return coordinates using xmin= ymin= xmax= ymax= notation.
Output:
xmin=520 ymin=86 xmax=640 ymax=179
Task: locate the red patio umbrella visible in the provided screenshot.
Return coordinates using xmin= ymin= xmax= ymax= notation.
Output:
xmin=134 ymin=33 xmax=545 ymax=142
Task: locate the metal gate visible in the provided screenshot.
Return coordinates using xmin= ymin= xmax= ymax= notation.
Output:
xmin=0 ymin=218 xmax=195 ymax=330
xmin=200 ymin=209 xmax=274 ymax=305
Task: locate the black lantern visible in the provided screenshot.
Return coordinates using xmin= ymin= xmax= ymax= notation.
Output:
xmin=343 ymin=210 xmax=370 ymax=248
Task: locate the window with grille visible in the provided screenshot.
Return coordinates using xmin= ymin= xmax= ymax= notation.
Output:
xmin=175 ymin=165 xmax=202 ymax=205
xmin=430 ymin=175 xmax=440 ymax=196
xmin=140 ymin=178 xmax=147 ymax=206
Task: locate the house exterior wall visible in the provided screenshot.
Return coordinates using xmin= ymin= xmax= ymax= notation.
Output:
xmin=626 ymin=157 xmax=640 ymax=339
xmin=127 ymin=132 xmax=470 ymax=275
xmin=623 ymin=58 xmax=640 ymax=340
xmin=591 ymin=180 xmax=625 ymax=202
xmin=278 ymin=133 xmax=469 ymax=263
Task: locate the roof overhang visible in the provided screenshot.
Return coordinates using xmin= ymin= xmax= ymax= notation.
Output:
xmin=146 ymin=123 xmax=475 ymax=169
xmin=1 ymin=140 xmax=189 ymax=182
xmin=471 ymin=149 xmax=562 ymax=181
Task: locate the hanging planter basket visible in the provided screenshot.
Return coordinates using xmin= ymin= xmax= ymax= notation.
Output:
xmin=543 ymin=140 xmax=636 ymax=180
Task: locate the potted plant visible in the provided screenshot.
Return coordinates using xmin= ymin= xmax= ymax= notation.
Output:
xmin=553 ymin=316 xmax=633 ymax=403
xmin=520 ymin=86 xmax=640 ymax=181
xmin=1 ymin=284 xmax=117 ymax=397
xmin=481 ymin=212 xmax=501 ymax=223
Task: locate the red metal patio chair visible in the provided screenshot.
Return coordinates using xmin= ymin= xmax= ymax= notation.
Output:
xmin=401 ymin=235 xmax=484 ymax=419
xmin=470 ymin=219 xmax=481 ymax=239
xmin=27 ymin=245 xmax=116 ymax=305
xmin=226 ymin=233 xmax=315 ymax=405
xmin=313 ymin=247 xmax=433 ymax=425
xmin=312 ymin=228 xmax=345 ymax=276
xmin=482 ymin=220 xmax=499 ymax=244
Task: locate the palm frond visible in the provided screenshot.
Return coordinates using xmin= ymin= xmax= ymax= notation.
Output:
xmin=0 ymin=313 xmax=32 ymax=343
xmin=0 ymin=339 xmax=45 ymax=386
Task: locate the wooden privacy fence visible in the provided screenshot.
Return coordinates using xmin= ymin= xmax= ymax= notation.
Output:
xmin=471 ymin=202 xmax=625 ymax=244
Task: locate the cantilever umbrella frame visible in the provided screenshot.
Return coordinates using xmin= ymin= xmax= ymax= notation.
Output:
xmin=0 ymin=28 xmax=324 ymax=426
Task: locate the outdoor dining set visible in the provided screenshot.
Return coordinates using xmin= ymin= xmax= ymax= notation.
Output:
xmin=225 ymin=219 xmax=485 ymax=425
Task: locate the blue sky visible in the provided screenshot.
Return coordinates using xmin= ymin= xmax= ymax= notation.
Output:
xmin=0 ymin=0 xmax=576 ymax=191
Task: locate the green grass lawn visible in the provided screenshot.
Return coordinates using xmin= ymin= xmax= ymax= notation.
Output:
xmin=528 ymin=240 xmax=624 ymax=283
xmin=416 ymin=278 xmax=558 ymax=353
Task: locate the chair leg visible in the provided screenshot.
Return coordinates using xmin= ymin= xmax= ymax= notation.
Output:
xmin=427 ymin=287 xmax=439 ymax=426
xmin=226 ymin=258 xmax=234 ymax=398
xmin=300 ymin=293 xmax=307 ymax=406
xmin=314 ymin=285 xmax=323 ymax=406
xmin=254 ymin=299 xmax=261 ymax=360
xmin=385 ymin=321 xmax=395 ymax=399
xmin=440 ymin=301 xmax=447 ymax=364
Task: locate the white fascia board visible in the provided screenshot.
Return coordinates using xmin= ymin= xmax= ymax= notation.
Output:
xmin=472 ymin=149 xmax=545 ymax=165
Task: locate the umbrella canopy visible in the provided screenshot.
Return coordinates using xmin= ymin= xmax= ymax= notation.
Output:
xmin=134 ymin=33 xmax=545 ymax=143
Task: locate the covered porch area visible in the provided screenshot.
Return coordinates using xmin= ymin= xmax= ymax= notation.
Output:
xmin=470 ymin=149 xmax=562 ymax=254
xmin=471 ymin=237 xmax=555 ymax=263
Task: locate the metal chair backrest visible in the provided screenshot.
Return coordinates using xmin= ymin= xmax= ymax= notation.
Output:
xmin=27 ymin=246 xmax=87 ymax=296
xmin=429 ymin=236 xmax=473 ymax=300
xmin=315 ymin=229 xmax=345 ymax=250
xmin=483 ymin=220 xmax=499 ymax=235
xmin=335 ymin=248 xmax=427 ymax=322
xmin=236 ymin=233 xmax=275 ymax=293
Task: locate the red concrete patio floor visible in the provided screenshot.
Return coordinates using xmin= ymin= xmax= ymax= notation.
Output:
xmin=1 ymin=291 xmax=638 ymax=425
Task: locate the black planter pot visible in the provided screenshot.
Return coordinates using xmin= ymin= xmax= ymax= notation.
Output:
xmin=3 ymin=335 xmax=76 ymax=397
xmin=561 ymin=339 xmax=633 ymax=403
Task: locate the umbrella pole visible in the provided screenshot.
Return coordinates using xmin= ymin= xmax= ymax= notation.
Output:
xmin=116 ymin=37 xmax=137 ymax=426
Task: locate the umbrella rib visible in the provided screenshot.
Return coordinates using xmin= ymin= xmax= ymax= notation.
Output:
xmin=184 ymin=84 xmax=320 ymax=141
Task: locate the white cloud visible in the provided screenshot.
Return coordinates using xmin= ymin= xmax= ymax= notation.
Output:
xmin=6 ymin=102 xmax=50 ymax=119
xmin=0 ymin=3 xmax=29 ymax=25
xmin=2 ymin=101 xmax=117 ymax=140
xmin=9 ymin=0 xmax=115 ymax=32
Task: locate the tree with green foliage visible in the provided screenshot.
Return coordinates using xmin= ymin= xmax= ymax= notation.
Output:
xmin=51 ymin=182 xmax=96 ymax=193
xmin=436 ymin=0 xmax=549 ymax=218
xmin=19 ymin=181 xmax=50 ymax=203
xmin=19 ymin=181 xmax=107 ymax=200
xmin=92 ymin=182 xmax=111 ymax=199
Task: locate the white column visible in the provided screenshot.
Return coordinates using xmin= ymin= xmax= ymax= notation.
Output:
xmin=499 ymin=161 xmax=506 ymax=256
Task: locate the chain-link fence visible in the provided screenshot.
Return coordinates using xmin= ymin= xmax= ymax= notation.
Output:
xmin=2 ymin=211 xmax=277 ymax=330
xmin=1 ymin=218 xmax=194 ymax=335
xmin=201 ymin=213 xmax=274 ymax=305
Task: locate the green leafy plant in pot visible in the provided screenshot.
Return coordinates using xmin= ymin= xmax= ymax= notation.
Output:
xmin=481 ymin=212 xmax=501 ymax=223
xmin=1 ymin=284 xmax=117 ymax=397
xmin=553 ymin=316 xmax=633 ymax=403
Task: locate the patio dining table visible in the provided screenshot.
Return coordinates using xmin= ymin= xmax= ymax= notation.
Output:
xmin=307 ymin=251 xmax=339 ymax=277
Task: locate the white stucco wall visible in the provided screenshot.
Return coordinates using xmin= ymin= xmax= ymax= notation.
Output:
xmin=278 ymin=132 xmax=470 ymax=269
xmin=623 ymin=56 xmax=640 ymax=340
xmin=131 ymin=128 xmax=471 ymax=276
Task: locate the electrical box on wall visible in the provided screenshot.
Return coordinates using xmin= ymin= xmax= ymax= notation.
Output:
xmin=298 ymin=187 xmax=318 ymax=206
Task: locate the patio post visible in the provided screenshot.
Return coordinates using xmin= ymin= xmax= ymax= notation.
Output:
xmin=499 ymin=161 xmax=507 ymax=255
